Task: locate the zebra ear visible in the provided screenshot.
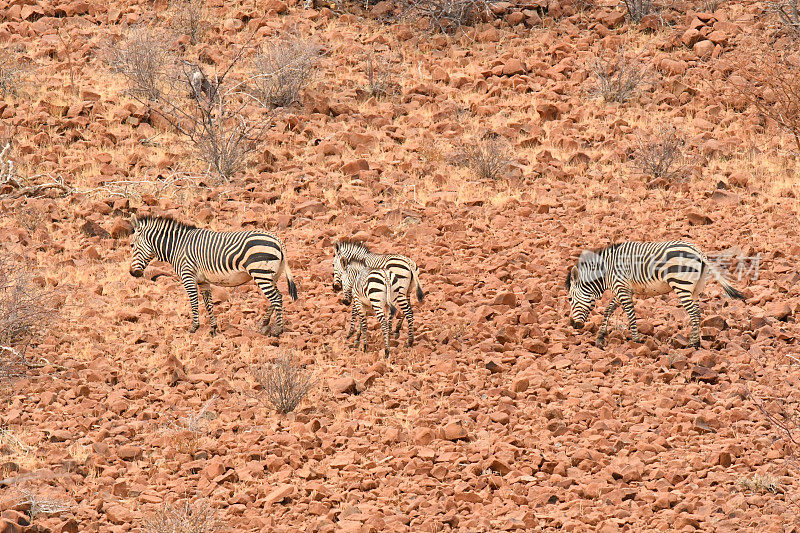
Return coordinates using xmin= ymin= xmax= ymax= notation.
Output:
xmin=570 ymin=266 xmax=579 ymax=285
xmin=130 ymin=215 xmax=139 ymax=230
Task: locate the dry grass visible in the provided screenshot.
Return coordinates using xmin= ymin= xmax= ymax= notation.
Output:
xmin=143 ymin=499 xmax=221 ymax=533
xmin=251 ymin=354 xmax=315 ymax=414
xmin=591 ymin=53 xmax=648 ymax=104
xmin=0 ymin=48 xmax=26 ymax=97
xmin=169 ymin=0 xmax=207 ymax=45
xmin=453 ymin=134 xmax=512 ymax=180
xmin=107 ymin=26 xmax=172 ymax=101
xmin=363 ymin=53 xmax=392 ymax=99
xmin=0 ymin=140 xmax=13 ymax=184
xmin=622 ymin=0 xmax=653 ymax=22
xmin=772 ymin=0 xmax=800 ymax=38
xmin=250 ymin=37 xmax=319 ymax=108
xmin=739 ymin=473 xmax=781 ymax=494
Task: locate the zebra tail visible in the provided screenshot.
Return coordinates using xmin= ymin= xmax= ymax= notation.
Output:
xmin=285 ymin=263 xmax=298 ymax=300
xmin=707 ymin=260 xmax=746 ymax=301
xmin=413 ymin=269 xmax=424 ymax=302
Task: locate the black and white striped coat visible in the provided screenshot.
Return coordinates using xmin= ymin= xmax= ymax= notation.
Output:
xmin=129 ymin=215 xmax=297 ymax=336
xmin=333 ymin=240 xmax=423 ymax=347
xmin=340 ymin=262 xmax=397 ymax=357
xmin=566 ymin=241 xmax=745 ymax=348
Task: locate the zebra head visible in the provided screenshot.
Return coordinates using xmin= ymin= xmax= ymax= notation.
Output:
xmin=332 ymin=244 xmax=344 ymax=292
xmin=567 ymin=251 xmax=606 ymax=329
xmin=340 ymin=263 xmax=361 ymax=306
xmin=129 ymin=216 xmax=156 ymax=278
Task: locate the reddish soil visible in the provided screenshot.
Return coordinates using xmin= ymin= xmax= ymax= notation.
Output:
xmin=2 ymin=0 xmax=800 ymax=531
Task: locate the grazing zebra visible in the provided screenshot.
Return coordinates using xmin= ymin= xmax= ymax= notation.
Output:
xmin=340 ymin=263 xmax=397 ymax=357
xmin=332 ymin=240 xmax=424 ymax=347
xmin=566 ymin=241 xmax=745 ymax=348
xmin=129 ymin=215 xmax=297 ymax=336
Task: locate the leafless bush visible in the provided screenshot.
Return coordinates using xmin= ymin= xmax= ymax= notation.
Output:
xmin=0 ymin=49 xmax=26 ymax=97
xmin=773 ymin=0 xmax=800 ymax=38
xmin=407 ymin=0 xmax=492 ymax=33
xmin=633 ymin=126 xmax=686 ymax=180
xmin=143 ymin=499 xmax=221 ymax=533
xmin=107 ymin=26 xmax=172 ymax=101
xmin=250 ymin=38 xmax=318 ymax=108
xmin=739 ymin=474 xmax=782 ymax=494
xmin=699 ymin=0 xmax=726 ymax=12
xmin=363 ymin=53 xmax=392 ymax=98
xmin=20 ymin=489 xmax=71 ymax=521
xmin=621 ymin=0 xmax=653 ymax=22
xmin=251 ymin=354 xmax=314 ymax=414
xmin=731 ymin=44 xmax=800 ymax=152
xmin=591 ymin=54 xmax=648 ymax=103
xmin=108 ymin=29 xmax=275 ymax=180
xmin=453 ymin=134 xmax=512 ymax=180
xmin=0 ymin=256 xmax=56 ymax=351
xmin=170 ymin=0 xmax=207 ymax=45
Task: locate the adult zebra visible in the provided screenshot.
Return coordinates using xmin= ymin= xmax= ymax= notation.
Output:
xmin=332 ymin=240 xmax=424 ymax=347
xmin=566 ymin=241 xmax=745 ymax=348
xmin=340 ymin=263 xmax=397 ymax=357
xmin=129 ymin=215 xmax=298 ymax=336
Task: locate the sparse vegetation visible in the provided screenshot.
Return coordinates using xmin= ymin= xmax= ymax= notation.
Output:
xmin=407 ymin=0 xmax=493 ymax=33
xmin=250 ymin=38 xmax=319 ymax=108
xmin=363 ymin=53 xmax=392 ymax=98
xmin=772 ymin=0 xmax=800 ymax=38
xmin=0 ymin=140 xmax=13 ymax=184
xmin=170 ymin=0 xmax=207 ymax=45
xmin=632 ymin=126 xmax=686 ymax=180
xmin=108 ymin=28 xmax=277 ymax=180
xmin=621 ymin=0 xmax=653 ymax=23
xmin=732 ymin=45 xmax=800 ymax=152
xmin=454 ymin=134 xmax=512 ymax=180
xmin=144 ymin=499 xmax=221 ymax=533
xmin=739 ymin=473 xmax=782 ymax=494
xmin=591 ymin=53 xmax=648 ymax=103
xmin=21 ymin=489 xmax=71 ymax=522
xmin=0 ymin=255 xmax=56 ymax=352
xmin=0 ymin=48 xmax=26 ymax=96
xmin=251 ymin=354 xmax=314 ymax=414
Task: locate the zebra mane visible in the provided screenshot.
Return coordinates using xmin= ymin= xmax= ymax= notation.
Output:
xmin=336 ymin=239 xmax=371 ymax=254
xmin=136 ymin=215 xmax=198 ymax=232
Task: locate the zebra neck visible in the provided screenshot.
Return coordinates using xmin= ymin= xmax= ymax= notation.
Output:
xmin=153 ymin=225 xmax=196 ymax=265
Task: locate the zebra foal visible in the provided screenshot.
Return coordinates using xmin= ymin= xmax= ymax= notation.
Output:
xmin=566 ymin=241 xmax=745 ymax=348
xmin=332 ymin=240 xmax=424 ymax=347
xmin=129 ymin=215 xmax=298 ymax=336
xmin=340 ymin=262 xmax=397 ymax=357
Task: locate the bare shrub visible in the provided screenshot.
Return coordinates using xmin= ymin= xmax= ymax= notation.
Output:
xmin=731 ymin=44 xmax=800 ymax=152
xmin=0 ymin=48 xmax=26 ymax=97
xmin=363 ymin=53 xmax=392 ymax=98
xmin=453 ymin=134 xmax=512 ymax=180
xmin=699 ymin=0 xmax=726 ymax=12
xmin=107 ymin=26 xmax=172 ymax=101
xmin=143 ymin=499 xmax=221 ymax=533
xmin=0 ymin=140 xmax=13 ymax=184
xmin=739 ymin=474 xmax=782 ymax=494
xmin=0 ymin=256 xmax=56 ymax=351
xmin=108 ymin=29 xmax=275 ymax=180
xmin=621 ymin=0 xmax=653 ymax=22
xmin=20 ymin=489 xmax=71 ymax=521
xmin=250 ymin=38 xmax=318 ymax=108
xmin=632 ymin=126 xmax=686 ymax=180
xmin=407 ymin=0 xmax=492 ymax=33
xmin=251 ymin=354 xmax=314 ymax=414
xmin=170 ymin=0 xmax=207 ymax=45
xmin=772 ymin=0 xmax=800 ymax=38
xmin=591 ymin=54 xmax=648 ymax=103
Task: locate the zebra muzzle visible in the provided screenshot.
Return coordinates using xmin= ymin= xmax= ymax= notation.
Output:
xmin=130 ymin=268 xmax=143 ymax=278
xmin=570 ymin=319 xmax=584 ymax=329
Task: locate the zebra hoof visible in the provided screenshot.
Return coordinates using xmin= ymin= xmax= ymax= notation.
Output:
xmin=407 ymin=339 xmax=414 ymax=348
xmin=595 ymin=336 xmax=606 ymax=348
xmin=384 ymin=348 xmax=390 ymax=357
xmin=690 ymin=341 xmax=701 ymax=349
xmin=190 ymin=324 xmax=200 ymax=333
xmin=631 ymin=335 xmax=642 ymax=343
xmin=209 ymin=327 xmax=217 ymax=337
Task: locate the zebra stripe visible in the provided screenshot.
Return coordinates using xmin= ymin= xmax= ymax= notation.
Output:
xmin=129 ymin=215 xmax=297 ymax=336
xmin=566 ymin=241 xmax=745 ymax=348
xmin=341 ymin=263 xmax=397 ymax=357
xmin=333 ymin=240 xmax=423 ymax=347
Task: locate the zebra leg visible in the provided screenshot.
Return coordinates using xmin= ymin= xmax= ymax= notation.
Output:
xmin=616 ymin=287 xmax=641 ymax=343
xmin=596 ymin=297 xmax=620 ymax=347
xmin=396 ymin=293 xmax=415 ymax=347
xmin=180 ymin=270 xmax=201 ymax=333
xmin=352 ymin=300 xmax=365 ymax=349
xmin=360 ymin=313 xmax=368 ymax=352
xmin=200 ymin=285 xmax=218 ymax=336
xmin=346 ymin=302 xmax=358 ymax=339
xmin=255 ymin=279 xmax=284 ymax=336
xmin=675 ymin=288 xmax=702 ymax=348
xmin=378 ymin=309 xmax=391 ymax=357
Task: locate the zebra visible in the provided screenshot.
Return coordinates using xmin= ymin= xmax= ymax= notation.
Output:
xmin=128 ymin=215 xmax=298 ymax=336
xmin=332 ymin=240 xmax=424 ymax=347
xmin=340 ymin=262 xmax=397 ymax=357
xmin=566 ymin=241 xmax=745 ymax=348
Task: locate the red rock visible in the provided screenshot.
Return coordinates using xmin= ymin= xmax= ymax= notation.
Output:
xmin=765 ymin=302 xmax=791 ymax=321
xmin=117 ymin=445 xmax=142 ymax=460
xmin=413 ymin=427 xmax=434 ymax=445
xmin=441 ymin=421 xmax=468 ymax=441
xmin=512 ymin=377 xmax=529 ymax=393
xmin=728 ymin=171 xmax=749 ymax=187
xmin=693 ymin=40 xmax=714 ymax=58
xmin=331 ymin=376 xmax=357 ymax=395
xmin=599 ymin=10 xmax=625 ymax=27
xmin=501 ymin=59 xmax=526 ymax=76
xmin=681 ymin=28 xmax=701 ymax=46
xmin=265 ymin=484 xmax=294 ymax=505
xmin=341 ymin=159 xmax=369 ymax=175
xmin=686 ymin=212 xmax=712 ymax=225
